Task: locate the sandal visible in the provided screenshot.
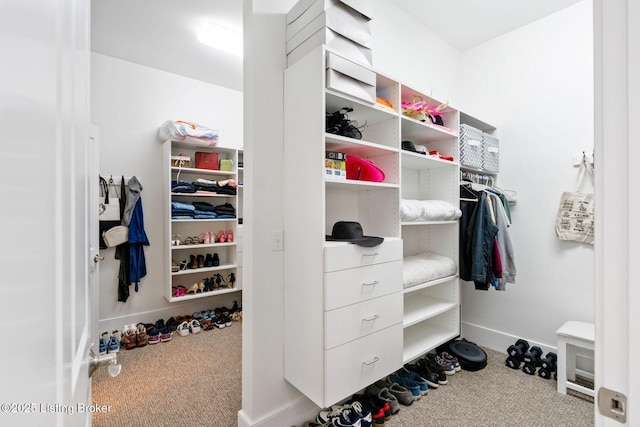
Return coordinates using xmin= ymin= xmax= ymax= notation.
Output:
xmin=429 ymin=151 xmax=454 ymax=162
xmin=226 ymin=229 xmax=233 ymax=242
xmin=217 ymin=230 xmax=226 ymax=243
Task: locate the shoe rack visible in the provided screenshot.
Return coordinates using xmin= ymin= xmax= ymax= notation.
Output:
xmin=163 ymin=140 xmax=242 ymax=302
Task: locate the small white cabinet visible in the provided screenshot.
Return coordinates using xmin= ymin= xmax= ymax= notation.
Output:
xmin=162 ymin=140 xmax=242 ymax=302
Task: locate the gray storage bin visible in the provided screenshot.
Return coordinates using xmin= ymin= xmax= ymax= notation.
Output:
xmin=459 ymin=124 xmax=483 ymax=169
xmin=482 ymin=133 xmax=500 ymax=173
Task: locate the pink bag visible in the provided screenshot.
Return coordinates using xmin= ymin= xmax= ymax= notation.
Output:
xmin=346 ymin=156 xmax=385 ymax=182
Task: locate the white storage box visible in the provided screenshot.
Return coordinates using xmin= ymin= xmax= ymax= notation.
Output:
xmin=459 ymin=124 xmax=483 ymax=169
xmin=288 ymin=27 xmax=373 ymax=67
xmin=287 ymin=1 xmax=372 ymax=49
xmin=287 ymin=0 xmax=372 ymax=25
xmin=482 ymin=133 xmax=500 ymax=173
xmin=325 ymin=52 xmax=376 ymax=103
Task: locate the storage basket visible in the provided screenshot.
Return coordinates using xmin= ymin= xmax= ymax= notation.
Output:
xmin=482 ymin=133 xmax=500 ymax=173
xmin=171 ymin=155 xmax=191 ymax=168
xmin=459 ymin=124 xmax=483 ymax=169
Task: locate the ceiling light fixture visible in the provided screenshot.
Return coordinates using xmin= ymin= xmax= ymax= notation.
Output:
xmin=197 ymin=22 xmax=243 ymax=57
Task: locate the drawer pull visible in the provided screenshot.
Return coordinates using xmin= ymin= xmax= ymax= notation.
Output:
xmin=362 ymin=281 xmax=379 ymax=287
xmin=363 ymin=356 xmax=380 ymax=366
xmin=363 ymin=314 xmax=380 ymax=322
xmin=363 ymin=252 xmax=379 ymax=257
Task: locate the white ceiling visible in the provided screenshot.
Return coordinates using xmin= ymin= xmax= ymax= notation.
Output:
xmin=91 ymin=0 xmax=584 ymax=91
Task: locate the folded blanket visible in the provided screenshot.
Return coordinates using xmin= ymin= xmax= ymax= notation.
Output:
xmin=401 ymin=199 xmax=462 ymax=222
xmin=403 ymin=251 xmax=457 ymax=289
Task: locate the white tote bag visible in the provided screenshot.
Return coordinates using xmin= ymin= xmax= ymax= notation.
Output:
xmin=555 ymin=155 xmax=594 ymax=244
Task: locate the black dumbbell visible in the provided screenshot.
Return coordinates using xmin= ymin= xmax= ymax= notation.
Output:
xmin=538 ymin=352 xmax=557 ymax=379
xmin=522 ymin=346 xmax=543 ymax=375
xmin=505 ymin=339 xmax=529 ymax=369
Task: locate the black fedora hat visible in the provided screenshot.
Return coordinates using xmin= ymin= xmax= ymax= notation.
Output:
xmin=402 ymin=140 xmax=426 ymax=155
xmin=326 ymin=221 xmax=384 ymax=247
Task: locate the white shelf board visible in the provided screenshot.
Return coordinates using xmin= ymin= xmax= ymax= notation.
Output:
xmin=172 ymin=218 xmax=237 ymax=223
xmin=325 ymin=90 xmax=397 ymax=126
xmin=171 ymin=263 xmax=238 ymax=276
xmin=166 ymin=286 xmax=241 ymax=303
xmin=403 ymin=275 xmax=459 ymax=294
xmin=171 ymin=166 xmax=236 ymax=176
xmin=325 ymin=133 xmax=399 ymax=155
xmin=403 ymin=323 xmax=459 ymax=363
xmin=171 ymin=192 xmax=237 ymax=198
xmin=401 ymin=221 xmax=458 ymax=226
xmin=403 ymin=295 xmax=458 ymax=328
xmin=401 ymin=116 xmax=458 ymax=142
xmin=325 ymin=178 xmax=399 ymax=190
xmin=170 ymin=141 xmax=237 ymax=155
xmin=460 ymin=165 xmax=498 ymax=176
xmin=401 ymin=151 xmax=458 ymax=170
xmin=171 ymin=242 xmax=237 ymax=251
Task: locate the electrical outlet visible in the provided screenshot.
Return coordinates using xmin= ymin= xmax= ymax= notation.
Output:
xmin=272 ymin=230 xmax=284 ymax=251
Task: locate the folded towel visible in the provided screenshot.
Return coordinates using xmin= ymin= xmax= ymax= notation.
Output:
xmin=403 ymin=251 xmax=457 ymax=289
xmin=401 ymin=199 xmax=462 ymax=222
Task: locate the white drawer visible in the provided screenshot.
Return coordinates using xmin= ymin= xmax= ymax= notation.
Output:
xmin=324 ymin=239 xmax=402 ymax=272
xmin=325 ymin=261 xmax=402 ymax=310
xmin=325 ymin=323 xmax=403 ymax=405
xmin=325 ymin=292 xmax=403 ymax=349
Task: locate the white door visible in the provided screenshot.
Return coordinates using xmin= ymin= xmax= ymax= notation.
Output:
xmin=594 ymin=0 xmax=639 ymax=425
xmin=0 ymin=0 xmax=93 ymax=426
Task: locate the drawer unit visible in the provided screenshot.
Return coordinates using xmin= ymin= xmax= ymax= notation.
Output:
xmin=324 ymin=260 xmax=402 ymax=310
xmin=325 ymin=292 xmax=403 ymax=349
xmin=325 ymin=323 xmax=403 ymax=405
xmin=324 ymin=238 xmax=402 ymax=272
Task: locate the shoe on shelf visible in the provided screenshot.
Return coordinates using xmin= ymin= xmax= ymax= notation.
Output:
xmin=186 ymin=282 xmax=200 ymax=294
xmin=217 ymin=230 xmax=226 ymax=243
xmin=171 ymin=260 xmax=179 ymax=272
xmin=226 ymin=229 xmax=233 ymax=242
xmin=197 ymin=254 xmax=205 ymax=269
xmin=204 ymin=253 xmax=214 ymax=268
xmin=187 ymin=254 xmax=197 ymax=269
xmin=228 ymin=272 xmax=236 ymax=288
xmin=212 ymin=253 xmax=220 ymax=267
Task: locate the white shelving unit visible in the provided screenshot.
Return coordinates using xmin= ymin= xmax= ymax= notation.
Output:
xmin=163 ymin=140 xmax=242 ymax=303
xmin=399 ymin=84 xmax=461 ymax=364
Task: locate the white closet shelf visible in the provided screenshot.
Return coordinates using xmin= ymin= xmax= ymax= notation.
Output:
xmin=403 ymin=274 xmax=459 ymax=294
xmin=171 ymin=193 xmax=237 ymax=198
xmin=170 ymin=141 xmax=237 ymax=154
xmin=171 ymin=263 xmax=238 ymax=276
xmin=171 ymin=242 xmax=237 ymax=251
xmin=325 ymin=178 xmax=399 ymax=190
xmin=326 ymin=133 xmax=399 ymax=155
xmin=401 ymin=116 xmax=458 ymax=142
xmin=403 ymin=322 xmax=459 ymax=364
xmin=171 ymin=166 xmax=236 ymax=176
xmin=172 ymin=218 xmax=237 ymax=223
xmin=325 ymin=91 xmax=397 ymax=125
xmin=401 ymin=151 xmax=459 ymax=170
xmin=459 ymin=165 xmax=498 ymax=175
xmin=401 ymin=221 xmax=458 ymax=226
xmin=167 ymin=286 xmax=241 ymax=302
xmin=403 ymin=295 xmax=458 ymax=328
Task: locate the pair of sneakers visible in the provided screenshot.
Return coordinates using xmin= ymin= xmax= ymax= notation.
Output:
xmin=98 ymin=330 xmax=120 ymax=355
xmin=389 ymin=368 xmax=429 ymax=397
xmin=317 ymin=401 xmax=372 ymax=427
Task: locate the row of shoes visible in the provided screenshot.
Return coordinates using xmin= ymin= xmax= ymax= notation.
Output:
xmin=175 ymin=302 xmax=242 ymax=335
xmin=300 ymin=351 xmax=460 ymax=427
xmin=172 ymin=253 xmax=221 ymax=271
xmin=171 ymin=229 xmax=234 ymax=246
xmin=172 ymin=272 xmax=236 ymax=297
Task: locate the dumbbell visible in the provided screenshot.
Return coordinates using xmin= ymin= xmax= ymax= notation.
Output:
xmin=538 ymin=352 xmax=557 ymax=379
xmin=505 ymin=339 xmax=529 ymax=369
xmin=522 ymin=346 xmax=543 ymax=375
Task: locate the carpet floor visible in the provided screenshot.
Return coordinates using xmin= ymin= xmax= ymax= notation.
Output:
xmin=93 ymin=327 xmax=593 ymax=427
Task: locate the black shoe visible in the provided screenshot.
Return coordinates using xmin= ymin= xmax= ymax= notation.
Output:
xmin=404 ymin=363 xmax=439 ymax=389
xmin=212 ymin=253 xmax=220 ymax=266
xmin=204 ymin=253 xmax=214 ymax=267
xmin=417 ymin=358 xmax=449 ymax=384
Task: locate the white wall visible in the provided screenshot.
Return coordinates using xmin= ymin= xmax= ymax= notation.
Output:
xmin=458 ymin=1 xmax=595 ymax=350
xmin=91 ymin=53 xmax=243 ymax=332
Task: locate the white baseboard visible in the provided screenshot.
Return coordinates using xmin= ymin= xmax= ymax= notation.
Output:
xmin=461 ymin=321 xmax=557 ymax=356
xmin=237 ymin=396 xmax=318 ymax=427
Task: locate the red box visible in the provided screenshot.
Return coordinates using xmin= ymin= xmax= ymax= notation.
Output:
xmin=195 ymin=151 xmax=219 ymax=170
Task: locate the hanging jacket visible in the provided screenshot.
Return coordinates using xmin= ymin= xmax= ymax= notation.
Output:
xmin=467 ymin=193 xmax=498 ymax=290
xmin=129 ymin=194 xmax=149 ymax=291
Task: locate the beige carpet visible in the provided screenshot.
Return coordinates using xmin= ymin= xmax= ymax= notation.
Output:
xmin=93 ymin=328 xmax=593 ymax=427
xmin=92 ymin=323 xmax=242 ymax=427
